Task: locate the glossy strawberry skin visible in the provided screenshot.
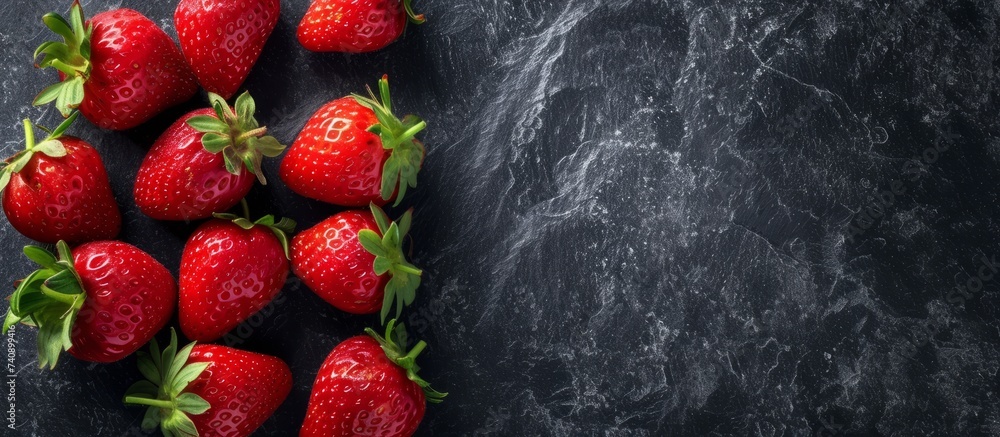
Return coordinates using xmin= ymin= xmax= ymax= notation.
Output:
xmin=292 ymin=211 xmax=387 ymax=314
xmin=134 ymin=108 xmax=256 ymax=221
xmin=175 ymin=0 xmax=280 ymax=99
xmin=179 ymin=219 xmax=290 ymax=342
xmin=78 ymin=9 xmax=198 ymax=130
xmin=2 ymin=137 xmax=121 ymax=244
xmin=186 ymin=344 xmax=292 ymax=437
xmin=279 ymin=98 xmax=392 ymax=207
xmin=300 ymin=336 xmax=425 ymax=437
xmin=68 ymin=241 xmax=176 ymax=363
xmin=297 ymin=0 xmax=408 ymax=53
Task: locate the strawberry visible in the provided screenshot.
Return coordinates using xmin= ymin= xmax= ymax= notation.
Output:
xmin=300 ymin=320 xmax=445 ymax=437
xmin=292 ymin=204 xmax=421 ymax=322
xmin=124 ymin=329 xmax=292 ymax=437
xmin=2 ymin=240 xmax=176 ymax=369
xmin=134 ymin=92 xmax=285 ymax=221
xmin=1 ymin=112 xmax=121 ymax=244
xmin=32 ymin=1 xmax=197 ymax=130
xmin=297 ymin=0 xmax=425 ymax=53
xmin=279 ymin=75 xmax=425 ymax=207
xmin=175 ymin=0 xmax=281 ymax=99
xmin=179 ymin=202 xmax=295 ymax=342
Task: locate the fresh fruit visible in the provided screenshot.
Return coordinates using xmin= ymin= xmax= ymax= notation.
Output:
xmin=1 ymin=112 xmax=121 ymax=244
xmin=33 ymin=1 xmax=197 ymax=130
xmin=297 ymin=0 xmax=425 ymax=53
xmin=124 ymin=329 xmax=292 ymax=437
xmin=279 ymin=75 xmax=425 ymax=207
xmin=134 ymin=92 xmax=285 ymax=221
xmin=179 ymin=201 xmax=295 ymax=342
xmin=175 ymin=0 xmax=281 ymax=99
xmin=300 ymin=320 xmax=445 ymax=437
xmin=2 ymin=240 xmax=176 ymax=369
xmin=292 ymin=204 xmax=421 ymax=322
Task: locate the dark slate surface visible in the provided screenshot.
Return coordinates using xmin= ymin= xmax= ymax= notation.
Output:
xmin=3 ymin=0 xmax=1000 ymax=435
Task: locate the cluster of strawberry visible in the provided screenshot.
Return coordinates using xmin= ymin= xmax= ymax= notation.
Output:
xmin=1 ymin=1 xmax=444 ymax=436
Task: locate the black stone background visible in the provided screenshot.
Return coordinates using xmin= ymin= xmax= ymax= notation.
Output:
xmin=2 ymin=0 xmax=1000 ymax=435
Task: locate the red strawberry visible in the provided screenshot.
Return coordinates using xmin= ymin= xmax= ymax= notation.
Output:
xmin=279 ymin=75 xmax=426 ymax=207
xmin=2 ymin=240 xmax=176 ymax=369
xmin=292 ymin=204 xmax=421 ymax=322
xmin=134 ymin=92 xmax=285 ymax=221
xmin=33 ymin=1 xmax=197 ymax=130
xmin=175 ymin=0 xmax=281 ymax=99
xmin=179 ymin=202 xmax=295 ymax=342
xmin=300 ymin=320 xmax=445 ymax=437
xmin=297 ymin=0 xmax=425 ymax=53
xmin=1 ymin=112 xmax=121 ymax=244
xmin=124 ymin=329 xmax=292 ymax=437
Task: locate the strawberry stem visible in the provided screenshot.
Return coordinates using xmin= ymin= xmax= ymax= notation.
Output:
xmin=403 ymin=0 xmax=426 ymax=25
xmin=238 ymin=127 xmax=268 ymax=142
xmin=394 ymin=121 xmax=427 ymax=149
xmin=23 ymin=119 xmax=35 ymax=149
xmin=400 ymin=340 xmax=427 ymax=367
xmin=396 ymin=264 xmax=423 ymax=277
xmin=122 ymin=397 xmax=174 ymax=409
xmin=39 ymin=285 xmax=82 ymax=306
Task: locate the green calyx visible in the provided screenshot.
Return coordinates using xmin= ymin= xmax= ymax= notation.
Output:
xmin=357 ymin=203 xmax=422 ymax=324
xmin=33 ymin=0 xmax=93 ymax=117
xmin=213 ymin=199 xmax=296 ymax=260
xmin=365 ymin=319 xmax=446 ymax=403
xmin=123 ymin=328 xmax=211 ymax=437
xmin=187 ymin=91 xmax=286 ymax=185
xmin=351 ymin=75 xmax=426 ymax=206
xmin=403 ymin=0 xmax=427 ymax=25
xmin=2 ymin=241 xmax=86 ymax=370
xmin=0 ymin=111 xmax=80 ymax=193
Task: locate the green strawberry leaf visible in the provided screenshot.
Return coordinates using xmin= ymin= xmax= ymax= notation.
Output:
xmin=173 ymin=362 xmax=210 ymax=396
xmin=202 ymin=133 xmax=231 ymax=153
xmin=42 ymin=12 xmax=75 ymax=45
xmin=47 ymin=110 xmax=80 ymax=140
xmin=137 ymin=351 xmax=161 ymax=386
xmin=42 ymin=269 xmax=84 ymax=295
xmin=123 ymin=380 xmax=158 ymax=399
xmin=0 ymin=170 xmax=11 ymax=193
xmin=33 ymin=82 xmax=64 ymax=106
xmin=53 ymin=77 xmax=84 ymax=116
xmin=358 ymin=229 xmax=388 ymax=257
xmin=235 ymin=91 xmax=256 ymax=128
xmin=164 ymin=410 xmax=199 ymax=437
xmin=254 ymin=136 xmax=285 ymax=157
xmin=140 ymin=407 xmax=161 ymax=431
xmin=187 ymin=115 xmax=229 ymax=134
xmin=176 ymin=393 xmax=211 ymax=415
